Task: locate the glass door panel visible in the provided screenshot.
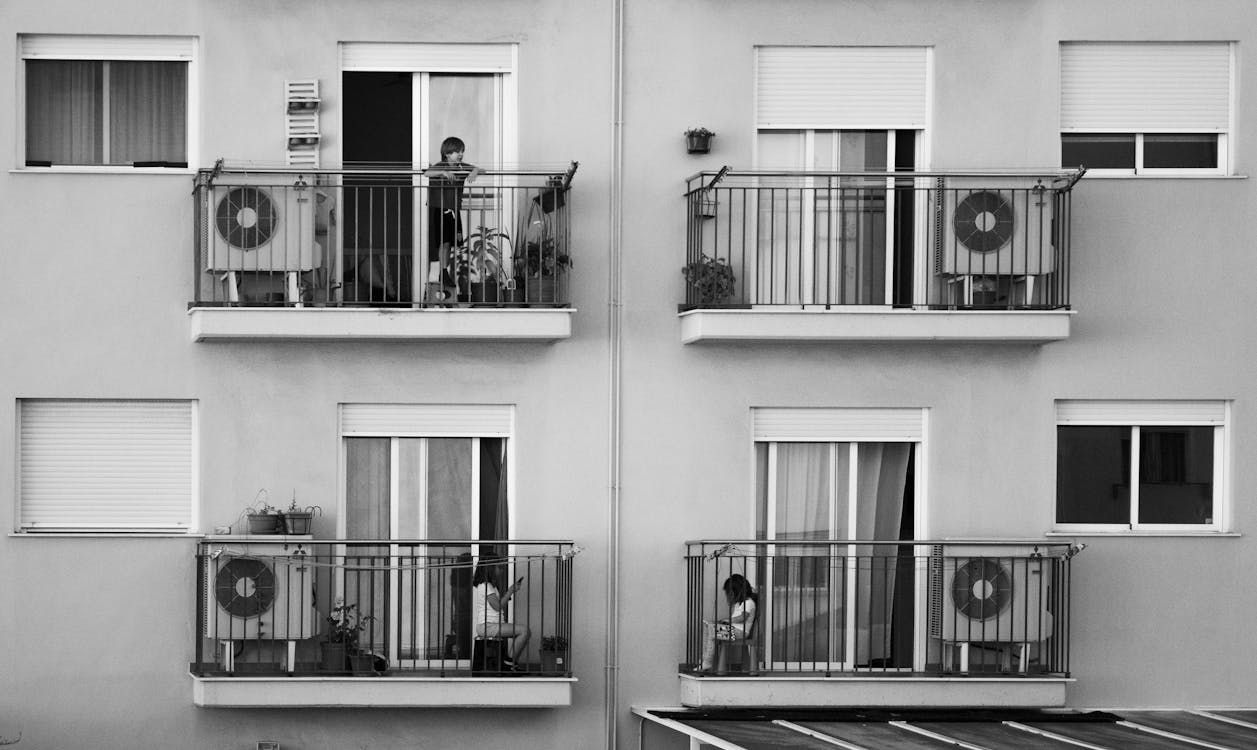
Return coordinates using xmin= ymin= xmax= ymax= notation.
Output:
xmin=756 ymin=130 xmax=891 ymax=305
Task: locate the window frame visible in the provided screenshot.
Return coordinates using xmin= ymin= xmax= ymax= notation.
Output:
xmin=16 ymin=398 xmax=199 ymax=534
xmin=1059 ymin=41 xmax=1234 ymax=177
xmin=17 ymin=34 xmax=199 ymax=173
xmin=1060 ymin=131 xmax=1228 ymax=176
xmin=1054 ymin=400 xmax=1231 ymax=534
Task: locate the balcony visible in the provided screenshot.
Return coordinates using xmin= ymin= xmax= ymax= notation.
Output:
xmin=187 ymin=164 xmax=577 ymax=342
xmin=680 ymin=539 xmax=1080 ymax=708
xmin=680 ymin=169 xmax=1084 ymax=344
xmin=190 ymin=539 xmax=576 ymax=708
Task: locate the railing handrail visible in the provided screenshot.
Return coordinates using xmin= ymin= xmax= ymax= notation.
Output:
xmin=198 ymin=537 xmax=576 ymax=547
xmin=685 ymin=537 xmax=1074 ymax=546
xmin=199 ymin=162 xmax=579 ymax=180
xmin=686 ymin=167 xmax=1085 ymax=181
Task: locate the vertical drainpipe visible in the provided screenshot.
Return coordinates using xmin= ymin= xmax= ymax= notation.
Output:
xmin=604 ymin=0 xmax=625 ymax=746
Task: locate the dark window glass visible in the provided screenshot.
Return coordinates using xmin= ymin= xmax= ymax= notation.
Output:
xmin=1061 ymin=134 xmax=1135 ymax=169
xmin=1138 ymin=426 xmax=1213 ymax=524
xmin=1056 ymin=425 xmax=1130 ymax=524
xmin=1144 ymin=134 xmax=1218 ymax=169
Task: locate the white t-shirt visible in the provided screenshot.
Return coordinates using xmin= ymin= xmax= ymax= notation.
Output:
xmin=471 ymin=582 xmax=501 ymax=634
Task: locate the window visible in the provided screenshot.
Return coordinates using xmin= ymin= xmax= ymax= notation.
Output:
xmin=1060 ymin=42 xmax=1232 ymax=174
xmin=754 ymin=47 xmax=929 ymax=305
xmin=752 ymin=408 xmax=923 ymax=670
xmin=17 ymin=399 xmax=197 ymax=532
xmin=1055 ymin=400 xmax=1228 ymax=531
xmin=339 ymin=403 xmax=513 ymax=667
xmin=19 ymin=35 xmax=196 ymax=168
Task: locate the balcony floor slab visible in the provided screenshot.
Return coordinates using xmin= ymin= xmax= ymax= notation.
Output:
xmin=191 ymin=674 xmax=576 ymax=707
xmin=188 ymin=307 xmax=574 ymax=342
xmin=679 ymin=673 xmax=1071 ymax=708
xmin=679 ymin=308 xmax=1073 ymax=344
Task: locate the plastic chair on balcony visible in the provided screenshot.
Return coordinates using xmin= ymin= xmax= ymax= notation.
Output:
xmin=714 ymin=616 xmax=760 ymax=676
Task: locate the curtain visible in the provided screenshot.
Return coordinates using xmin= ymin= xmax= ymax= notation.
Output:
xmin=109 ymin=61 xmax=186 ymax=164
xmin=344 ymin=437 xmax=391 ymax=653
xmin=26 ymin=60 xmax=101 ymax=165
xmin=853 ymin=443 xmax=911 ymax=665
xmin=758 ymin=441 xmax=912 ymax=666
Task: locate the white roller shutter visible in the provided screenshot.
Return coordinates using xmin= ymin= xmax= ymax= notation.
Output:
xmin=753 ymin=407 xmax=924 ymax=442
xmin=1060 ymin=42 xmax=1231 ymax=131
xmin=341 ymin=404 xmax=514 ymax=436
xmin=1056 ymin=400 xmax=1227 ymax=425
xmin=340 ymin=42 xmax=515 ymax=72
xmin=19 ymin=400 xmax=196 ymax=532
xmin=756 ymin=46 xmax=929 ymax=129
xmin=20 ymin=35 xmax=195 ymax=60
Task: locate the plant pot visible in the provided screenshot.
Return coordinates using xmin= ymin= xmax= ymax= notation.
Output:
xmin=502 ymin=285 xmax=527 ymax=307
xmin=320 ymin=642 xmax=349 ymax=672
xmin=540 ymin=650 xmax=569 ymax=673
xmin=469 ymin=281 xmax=501 ymax=305
xmin=348 ymin=652 xmax=377 ymax=675
xmin=525 ymin=275 xmax=567 ymax=305
xmin=247 ymin=513 xmax=281 ymax=535
xmin=686 ymin=133 xmax=713 ymax=154
xmin=283 ymin=511 xmax=313 ymax=535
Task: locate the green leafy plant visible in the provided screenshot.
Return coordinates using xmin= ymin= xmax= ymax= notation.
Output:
xmin=518 ymin=236 xmax=572 ymax=279
xmin=327 ymin=601 xmax=375 ymax=651
xmin=682 ymin=254 xmax=736 ymax=304
xmin=455 ymin=227 xmax=508 ymax=284
xmin=684 ymin=127 xmax=715 ymax=138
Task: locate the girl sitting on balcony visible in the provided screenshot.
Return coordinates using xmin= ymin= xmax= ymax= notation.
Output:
xmin=471 ymin=559 xmax=531 ymax=669
xmin=700 ymin=573 xmax=758 ymax=672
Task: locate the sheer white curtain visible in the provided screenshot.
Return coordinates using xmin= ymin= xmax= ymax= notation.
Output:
xmin=26 ymin=61 xmax=101 ymax=165
xmin=25 ymin=59 xmax=185 ymax=165
xmin=109 ymin=61 xmax=187 ymax=164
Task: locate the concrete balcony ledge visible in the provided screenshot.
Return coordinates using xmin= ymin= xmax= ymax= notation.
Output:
xmin=679 ymin=673 xmax=1071 ymax=708
xmin=188 ymin=306 xmax=574 ymax=342
xmin=679 ymin=308 xmax=1073 ymax=344
xmin=191 ymin=674 xmax=576 ymax=708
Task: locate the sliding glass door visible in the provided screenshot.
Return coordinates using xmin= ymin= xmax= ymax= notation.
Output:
xmin=345 ymin=436 xmax=508 ymax=664
xmin=756 ymin=441 xmax=914 ymax=669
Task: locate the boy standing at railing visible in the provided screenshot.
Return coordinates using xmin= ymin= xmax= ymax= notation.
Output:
xmin=425 ymin=136 xmax=480 ymax=302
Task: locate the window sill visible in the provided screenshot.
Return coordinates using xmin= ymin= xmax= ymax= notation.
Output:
xmin=10 ymin=530 xmax=199 ymax=539
xmin=10 ymin=166 xmax=196 ymax=176
xmin=1046 ymin=530 xmax=1240 ymax=538
xmin=1073 ymin=172 xmax=1246 ymax=180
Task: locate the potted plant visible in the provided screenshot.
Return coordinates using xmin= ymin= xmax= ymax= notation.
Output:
xmin=516 ymin=233 xmax=572 ymax=305
xmin=281 ymin=496 xmax=321 ymax=535
xmin=682 ymin=254 xmax=736 ymax=305
xmin=540 ymin=635 xmax=569 ymax=673
xmin=456 ymin=227 xmax=509 ymax=304
xmin=245 ymin=492 xmax=283 ymax=535
xmin=321 ymin=599 xmax=376 ymax=673
xmin=685 ymin=127 xmax=716 ymax=154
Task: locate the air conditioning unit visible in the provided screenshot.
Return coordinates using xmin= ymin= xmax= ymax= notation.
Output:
xmin=206 ymin=173 xmax=318 ymax=274
xmin=933 ymin=180 xmax=1055 ymax=277
xmin=204 ymin=543 xmax=317 ymax=641
xmin=928 ymin=545 xmax=1053 ymax=645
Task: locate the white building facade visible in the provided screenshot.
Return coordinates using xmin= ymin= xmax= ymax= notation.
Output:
xmin=1 ymin=1 xmax=1255 ymax=748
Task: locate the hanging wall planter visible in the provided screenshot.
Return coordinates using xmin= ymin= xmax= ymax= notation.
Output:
xmin=685 ymin=127 xmax=715 ymax=154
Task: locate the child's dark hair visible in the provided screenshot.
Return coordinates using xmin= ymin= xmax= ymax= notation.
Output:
xmin=723 ymin=573 xmax=758 ymax=604
xmin=440 ymin=136 xmax=466 ymax=159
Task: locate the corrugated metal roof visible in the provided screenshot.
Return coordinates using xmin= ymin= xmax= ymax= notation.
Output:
xmin=634 ymin=708 xmax=1257 ymax=750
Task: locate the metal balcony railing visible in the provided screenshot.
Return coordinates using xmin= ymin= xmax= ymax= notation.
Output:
xmin=683 ymin=169 xmax=1084 ymax=310
xmin=193 ymin=539 xmax=575 ymax=678
xmin=685 ymin=539 xmax=1081 ymax=678
xmin=192 ymin=163 xmax=576 ymax=308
